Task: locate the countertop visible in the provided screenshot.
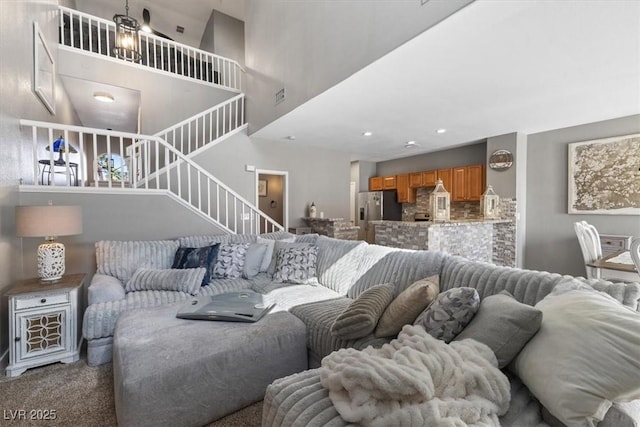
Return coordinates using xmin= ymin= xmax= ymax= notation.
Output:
xmin=302 ymin=217 xmax=345 ymax=222
xmin=369 ymin=219 xmax=512 ymax=227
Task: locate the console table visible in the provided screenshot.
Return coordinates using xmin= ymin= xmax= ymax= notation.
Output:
xmin=5 ymin=274 xmax=85 ymax=377
xmin=38 ymin=159 xmax=78 ymax=186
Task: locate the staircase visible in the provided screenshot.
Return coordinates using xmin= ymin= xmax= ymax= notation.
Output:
xmin=20 ymin=7 xmax=282 ymax=235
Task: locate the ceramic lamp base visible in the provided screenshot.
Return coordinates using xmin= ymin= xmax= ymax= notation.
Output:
xmin=37 ymin=241 xmax=65 ymax=281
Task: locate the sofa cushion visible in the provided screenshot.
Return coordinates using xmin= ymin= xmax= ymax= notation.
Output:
xmin=347 ymin=244 xmax=446 ymax=299
xmin=177 ymin=234 xmax=257 ymax=248
xmin=125 ymin=268 xmax=206 ymax=295
xmin=243 ymin=242 xmax=270 ymax=278
xmin=375 ymin=275 xmax=440 ymax=338
xmin=453 ymin=291 xmax=542 ymax=368
xmin=512 ymin=283 xmax=640 ymax=427
xmin=213 ymin=243 xmax=251 ymax=279
xmin=330 ymin=284 xmax=394 ymax=340
xmin=314 ymin=236 xmax=368 ymax=295
xmin=414 ymin=287 xmax=480 ymax=343
xmin=95 ymin=240 xmax=180 ymax=283
xmin=257 ymin=236 xmax=296 ymax=272
xmin=273 ymin=246 xmax=319 ymax=284
xmin=88 ymin=274 xmax=125 ymax=305
xmin=172 ymin=244 xmax=219 ymax=285
xmin=267 ymin=241 xmax=313 ymax=274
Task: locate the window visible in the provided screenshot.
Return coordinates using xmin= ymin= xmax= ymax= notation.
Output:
xmin=96 ymin=153 xmax=129 ymax=182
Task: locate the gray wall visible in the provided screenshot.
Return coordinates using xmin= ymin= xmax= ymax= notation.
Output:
xmin=525 ymin=114 xmax=640 ymax=276
xmin=244 ymin=0 xmax=473 ymax=133
xmin=200 ymin=10 xmax=245 ymax=69
xmin=375 ymin=142 xmax=486 ymax=177
xmin=192 ymin=131 xmax=352 ymax=227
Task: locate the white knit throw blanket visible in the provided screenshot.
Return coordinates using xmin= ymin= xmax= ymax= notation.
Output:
xmin=319 ymin=325 xmax=511 ymax=427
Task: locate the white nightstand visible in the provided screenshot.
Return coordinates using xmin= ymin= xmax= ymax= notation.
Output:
xmin=5 ymin=274 xmax=86 ymax=377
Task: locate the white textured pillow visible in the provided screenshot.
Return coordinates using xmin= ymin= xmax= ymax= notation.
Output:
xmin=125 ymin=268 xmax=205 ymax=296
xmin=512 ymin=284 xmax=640 ymax=427
xmin=257 ymin=236 xmax=295 ymax=272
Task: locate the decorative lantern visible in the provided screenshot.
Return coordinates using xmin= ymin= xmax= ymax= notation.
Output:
xmin=481 ymin=185 xmax=500 ymax=219
xmin=429 ymin=179 xmax=450 ymax=222
xmin=113 ymin=0 xmax=141 ymax=62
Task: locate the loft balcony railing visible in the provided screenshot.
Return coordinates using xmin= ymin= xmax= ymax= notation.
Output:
xmin=20 ymin=120 xmax=282 ymax=234
xmin=59 ymin=6 xmax=244 ymax=92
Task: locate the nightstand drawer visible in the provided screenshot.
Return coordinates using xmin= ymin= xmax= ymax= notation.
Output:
xmin=600 ymin=235 xmax=632 ymax=257
xmin=15 ymin=293 xmax=69 ymax=310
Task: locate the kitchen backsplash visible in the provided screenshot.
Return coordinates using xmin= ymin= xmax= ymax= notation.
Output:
xmin=402 ymin=187 xmax=516 ymax=221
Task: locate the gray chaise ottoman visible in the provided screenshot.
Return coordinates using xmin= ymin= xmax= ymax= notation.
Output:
xmin=113 ymin=304 xmax=308 ymax=427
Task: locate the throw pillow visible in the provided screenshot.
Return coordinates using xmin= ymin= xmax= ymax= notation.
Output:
xmin=213 ymin=243 xmax=250 ymax=279
xmin=242 ymin=242 xmax=269 ymax=278
xmin=511 ymin=284 xmax=640 ymax=427
xmin=257 ymin=236 xmax=296 ymax=273
xmin=125 ymin=268 xmax=205 ymax=296
xmin=414 ymin=287 xmax=480 ymax=343
xmin=453 ymin=291 xmax=542 ymax=368
xmin=267 ymin=241 xmax=312 ymax=275
xmin=331 ymin=284 xmax=395 ymax=340
xmin=374 ymin=275 xmax=440 ymax=338
xmin=272 ymin=246 xmax=319 ymax=284
xmin=172 ymin=244 xmax=219 ymax=286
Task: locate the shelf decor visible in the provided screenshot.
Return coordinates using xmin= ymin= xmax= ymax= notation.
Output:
xmin=568 ymin=133 xmax=640 ymax=215
xmin=429 ymin=179 xmax=450 ymax=222
xmin=480 ymin=185 xmax=500 ymax=219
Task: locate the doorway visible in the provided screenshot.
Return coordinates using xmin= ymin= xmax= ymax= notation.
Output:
xmin=255 ymin=169 xmax=288 ymax=232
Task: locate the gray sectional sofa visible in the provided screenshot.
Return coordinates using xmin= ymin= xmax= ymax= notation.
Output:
xmin=83 ymin=232 xmax=640 ymax=427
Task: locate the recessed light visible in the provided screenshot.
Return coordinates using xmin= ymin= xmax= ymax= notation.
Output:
xmin=286 ymin=135 xmax=296 ymax=140
xmin=93 ymin=92 xmax=115 ymax=103
xmin=404 ymin=140 xmax=418 ymax=149
xmin=436 ymin=128 xmax=447 ymax=134
xmin=141 ymin=24 xmax=152 ymax=34
xmin=362 ymin=131 xmax=373 ymax=137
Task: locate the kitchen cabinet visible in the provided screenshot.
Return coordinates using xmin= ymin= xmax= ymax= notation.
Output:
xmin=422 ymin=170 xmax=437 ymax=187
xmin=409 ymin=172 xmax=423 ymax=188
xmin=382 ymin=175 xmax=397 ymax=190
xmin=369 ymin=176 xmax=383 ymax=191
xmin=396 ymin=174 xmax=416 ymax=203
xmin=451 ymin=164 xmax=485 ymax=202
xmin=437 ymin=168 xmax=453 ymax=194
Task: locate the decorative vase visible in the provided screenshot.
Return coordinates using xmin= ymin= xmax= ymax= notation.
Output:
xmin=309 ymin=202 xmax=317 ymax=218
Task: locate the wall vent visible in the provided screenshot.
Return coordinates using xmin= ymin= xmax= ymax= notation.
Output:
xmin=176 ymin=25 xmax=184 ymax=34
xmin=275 ymin=88 xmax=285 ymax=104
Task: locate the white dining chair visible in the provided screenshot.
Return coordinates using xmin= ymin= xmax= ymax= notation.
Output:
xmin=630 ymin=238 xmax=640 ymax=280
xmin=574 ymin=221 xmax=601 ymax=279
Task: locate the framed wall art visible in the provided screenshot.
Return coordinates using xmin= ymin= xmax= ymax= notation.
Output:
xmin=258 ymin=179 xmax=267 ymax=197
xmin=33 ymin=22 xmax=55 ymax=115
xmin=567 ymin=133 xmax=640 ymax=214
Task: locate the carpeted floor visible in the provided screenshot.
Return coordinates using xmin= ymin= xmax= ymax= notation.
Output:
xmin=0 ymin=355 xmax=262 ymax=427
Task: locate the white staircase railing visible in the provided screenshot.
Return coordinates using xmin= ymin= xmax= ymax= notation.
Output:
xmin=20 ymin=120 xmax=283 ymax=234
xmin=153 ymin=94 xmax=245 ymax=156
xmin=59 ymin=6 xmax=244 ymax=92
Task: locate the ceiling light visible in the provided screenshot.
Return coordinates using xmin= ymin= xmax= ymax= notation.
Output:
xmin=404 ymin=140 xmax=418 ymax=149
xmin=436 ymin=128 xmax=447 ymax=134
xmin=362 ymin=131 xmax=373 ymax=137
xmin=286 ymin=135 xmax=296 ymax=140
xmin=113 ymin=0 xmax=141 ymax=62
xmin=93 ymin=92 xmax=115 ymax=103
xmin=141 ymin=24 xmax=152 ymax=33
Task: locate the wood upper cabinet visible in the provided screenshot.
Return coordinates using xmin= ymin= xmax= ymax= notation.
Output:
xmin=422 ymin=170 xmax=437 ymax=187
xmin=451 ymin=164 xmax=485 ymax=201
xmin=437 ymin=168 xmax=453 ymax=194
xmin=396 ymin=174 xmax=416 ymax=203
xmin=382 ymin=175 xmax=396 ymax=190
xmin=369 ymin=176 xmax=383 ymax=191
xmin=409 ymin=172 xmax=423 ymax=188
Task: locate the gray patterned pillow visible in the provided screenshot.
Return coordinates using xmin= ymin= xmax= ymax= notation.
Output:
xmin=331 ymin=284 xmax=395 ymax=340
xmin=414 ymin=287 xmax=480 ymax=343
xmin=125 ymin=268 xmax=205 ymax=295
xmin=213 ymin=243 xmax=250 ymax=279
xmin=272 ymin=246 xmax=318 ymax=284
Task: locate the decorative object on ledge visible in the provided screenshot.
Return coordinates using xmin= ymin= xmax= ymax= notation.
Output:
xmin=15 ymin=203 xmax=83 ymax=281
xmin=568 ymin=133 xmax=640 ymax=215
xmin=113 ymin=0 xmax=141 ymax=62
xmin=32 ymin=22 xmax=55 ymax=115
xmin=309 ymin=202 xmax=317 ymax=218
xmin=430 ymin=179 xmax=450 ymax=222
xmin=489 ymin=149 xmax=513 ymax=171
xmin=481 ymin=185 xmax=501 ymax=219
xmin=46 ymin=136 xmax=78 ymax=162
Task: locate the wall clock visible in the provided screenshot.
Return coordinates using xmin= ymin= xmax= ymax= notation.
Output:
xmin=489 ymin=149 xmax=513 ymax=171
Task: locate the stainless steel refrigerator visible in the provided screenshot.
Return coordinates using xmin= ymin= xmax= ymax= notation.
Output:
xmin=357 ymin=191 xmax=402 ymax=243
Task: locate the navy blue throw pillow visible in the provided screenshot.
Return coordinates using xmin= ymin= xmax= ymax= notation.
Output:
xmin=172 ymin=244 xmax=219 ymax=286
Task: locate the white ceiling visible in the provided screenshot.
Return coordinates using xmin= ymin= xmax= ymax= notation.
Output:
xmin=253 ymin=0 xmax=640 ymax=162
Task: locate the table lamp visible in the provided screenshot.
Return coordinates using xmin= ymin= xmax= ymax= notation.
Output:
xmin=15 ymin=203 xmax=83 ymax=281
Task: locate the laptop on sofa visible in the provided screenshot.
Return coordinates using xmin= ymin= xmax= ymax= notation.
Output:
xmin=176 ymin=291 xmax=275 ymax=323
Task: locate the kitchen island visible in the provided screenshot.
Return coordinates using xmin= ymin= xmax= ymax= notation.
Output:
xmin=371 ymin=219 xmax=515 ymax=266
xmin=301 ymin=217 xmax=359 ymax=240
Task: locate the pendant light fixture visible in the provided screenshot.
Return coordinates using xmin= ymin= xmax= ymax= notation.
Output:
xmin=113 ymin=0 xmax=141 ymax=62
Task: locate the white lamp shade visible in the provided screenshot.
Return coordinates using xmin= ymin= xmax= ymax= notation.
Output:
xmin=15 ymin=205 xmax=83 ymax=238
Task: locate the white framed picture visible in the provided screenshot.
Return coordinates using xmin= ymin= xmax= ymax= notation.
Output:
xmin=567 ymin=133 xmax=640 ymax=214
xmin=258 ymin=179 xmax=267 ymax=197
xmin=33 ymin=21 xmax=55 ymax=115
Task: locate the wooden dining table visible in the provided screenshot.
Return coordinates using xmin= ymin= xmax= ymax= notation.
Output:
xmin=587 ymin=249 xmax=639 ymax=282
